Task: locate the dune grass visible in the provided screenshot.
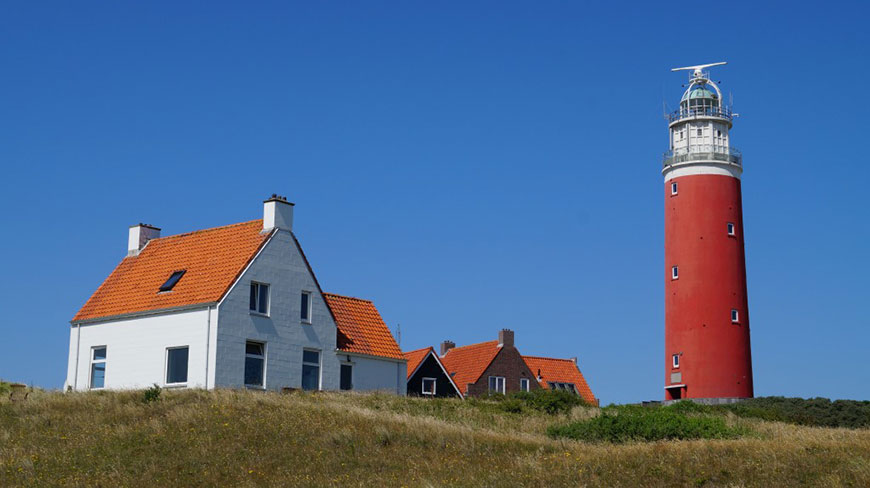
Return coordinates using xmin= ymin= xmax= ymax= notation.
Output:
xmin=1 ymin=389 xmax=869 ymax=487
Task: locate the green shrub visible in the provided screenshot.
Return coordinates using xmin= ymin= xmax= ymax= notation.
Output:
xmin=0 ymin=380 xmax=10 ymax=396
xmin=548 ymin=405 xmax=744 ymax=443
xmin=142 ymin=384 xmax=162 ymax=404
xmin=714 ymin=397 xmax=870 ymax=429
xmin=513 ymin=389 xmax=586 ymax=414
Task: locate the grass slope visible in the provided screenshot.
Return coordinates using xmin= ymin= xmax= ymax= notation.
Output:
xmin=2 ymin=389 xmax=870 ymax=487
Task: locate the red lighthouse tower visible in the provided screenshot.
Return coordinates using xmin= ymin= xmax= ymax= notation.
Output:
xmin=663 ymin=62 xmax=753 ymax=402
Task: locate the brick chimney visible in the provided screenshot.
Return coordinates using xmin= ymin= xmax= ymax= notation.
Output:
xmin=498 ymin=329 xmax=514 ymax=348
xmin=440 ymin=340 xmax=456 ymax=356
xmin=128 ymin=223 xmax=160 ymax=256
xmin=263 ymin=194 xmax=294 ymax=232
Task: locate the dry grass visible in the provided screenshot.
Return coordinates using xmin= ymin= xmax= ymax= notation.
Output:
xmin=1 ymin=389 xmax=869 ymax=487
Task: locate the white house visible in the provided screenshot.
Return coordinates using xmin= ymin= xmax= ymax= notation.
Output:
xmin=65 ymin=195 xmax=406 ymax=394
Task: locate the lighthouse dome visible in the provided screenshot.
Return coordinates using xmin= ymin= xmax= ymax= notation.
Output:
xmin=681 ymin=85 xmax=718 ymax=102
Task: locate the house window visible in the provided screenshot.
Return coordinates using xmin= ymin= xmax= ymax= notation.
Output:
xmin=731 ymin=309 xmax=739 ymax=323
xmin=671 ymin=182 xmax=678 ymax=195
xmin=422 ymin=377 xmax=437 ymax=395
xmin=302 ymin=349 xmax=321 ymax=391
xmin=340 ymin=363 xmax=353 ymax=391
xmin=300 ymin=291 xmax=312 ymax=323
xmin=159 ymin=270 xmax=186 ymax=292
xmin=244 ymin=341 xmax=265 ymax=387
xmin=90 ymin=346 xmax=107 ymax=389
xmin=671 ymin=266 xmax=679 ymax=280
xmin=520 ymin=378 xmax=530 ymax=392
xmin=166 ymin=347 xmax=189 ymax=385
xmin=727 ymin=222 xmax=735 ymax=235
xmin=672 ymin=354 xmax=680 ymax=369
xmin=548 ymin=382 xmax=576 ymax=393
xmin=249 ymin=282 xmax=269 ymax=315
xmin=488 ymin=376 xmax=505 ymax=394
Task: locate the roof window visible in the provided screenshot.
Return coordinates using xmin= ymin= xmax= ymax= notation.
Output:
xmin=159 ymin=270 xmax=186 ymax=292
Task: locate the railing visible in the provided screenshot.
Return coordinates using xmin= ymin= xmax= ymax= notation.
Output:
xmin=668 ymin=106 xmax=733 ymax=123
xmin=663 ymin=145 xmax=742 ymax=168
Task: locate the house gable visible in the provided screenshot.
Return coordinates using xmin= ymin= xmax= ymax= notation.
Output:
xmin=466 ymin=345 xmax=539 ymax=397
xmin=404 ymin=347 xmax=462 ymax=398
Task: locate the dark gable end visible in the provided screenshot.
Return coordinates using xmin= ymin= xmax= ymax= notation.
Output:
xmin=406 ymin=352 xmax=462 ymax=398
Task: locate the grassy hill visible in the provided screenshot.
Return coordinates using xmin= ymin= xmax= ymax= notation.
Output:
xmin=1 ymin=389 xmax=869 ymax=487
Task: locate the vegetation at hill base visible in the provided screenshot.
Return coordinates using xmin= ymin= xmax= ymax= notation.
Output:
xmin=2 ymin=388 xmax=869 ymax=487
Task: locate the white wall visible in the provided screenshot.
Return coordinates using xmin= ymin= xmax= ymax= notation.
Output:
xmin=213 ymin=230 xmax=341 ymax=390
xmin=66 ymin=308 xmax=212 ymax=391
xmin=345 ymin=354 xmax=407 ymax=395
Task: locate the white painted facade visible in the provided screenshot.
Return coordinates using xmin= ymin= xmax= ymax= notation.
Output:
xmin=66 ymin=197 xmax=405 ymax=394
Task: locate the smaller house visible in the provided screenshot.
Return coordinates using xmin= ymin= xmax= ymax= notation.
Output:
xmin=438 ymin=329 xmax=540 ymax=397
xmin=522 ymin=356 xmax=597 ymax=405
xmin=404 ymin=347 xmax=462 ymax=398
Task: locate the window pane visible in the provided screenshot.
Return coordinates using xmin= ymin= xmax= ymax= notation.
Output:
xmin=159 ymin=270 xmax=186 ymax=292
xmin=302 ymin=364 xmax=319 ymax=390
xmin=246 ymin=342 xmax=263 ymax=356
xmin=93 ymin=347 xmax=107 ymax=360
xmin=301 ymin=292 xmax=310 ymax=320
xmin=244 ymin=357 xmax=264 ymax=386
xmin=91 ymin=363 xmax=105 ymax=389
xmin=249 ymin=284 xmax=257 ymax=311
xmin=340 ymin=364 xmax=352 ymax=390
xmin=302 ymin=350 xmax=319 ymax=364
xmin=489 ymin=377 xmax=496 ymax=391
xmin=258 ymin=284 xmax=269 ymax=314
xmin=166 ymin=348 xmax=189 ymax=384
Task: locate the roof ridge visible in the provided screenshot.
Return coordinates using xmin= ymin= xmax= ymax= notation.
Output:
xmin=403 ymin=346 xmax=434 ymax=355
xmin=444 ymin=339 xmax=498 ymax=353
xmin=523 ymin=355 xmax=575 ymax=362
xmin=153 ymin=219 xmax=263 ymax=241
xmin=322 ymin=292 xmax=373 ymax=303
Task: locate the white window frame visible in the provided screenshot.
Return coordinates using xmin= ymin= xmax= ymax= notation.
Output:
xmin=244 ymin=341 xmax=266 ymax=388
xmin=249 ymin=282 xmax=270 ymax=316
xmin=727 ymin=222 xmax=735 ymax=236
xmin=302 ymin=348 xmax=322 ymax=391
xmin=671 ymin=266 xmax=679 ymax=280
xmin=300 ymin=290 xmax=312 ymax=324
xmin=672 ymin=354 xmax=680 ymax=369
xmin=421 ymin=377 xmax=437 ymax=395
xmin=89 ymin=346 xmax=107 ymax=390
xmin=671 ymin=182 xmax=678 ymax=195
xmin=520 ymin=378 xmax=530 ymax=392
xmin=731 ymin=309 xmax=739 ymax=323
xmin=488 ymin=376 xmax=506 ymax=394
xmin=164 ymin=346 xmax=190 ymax=387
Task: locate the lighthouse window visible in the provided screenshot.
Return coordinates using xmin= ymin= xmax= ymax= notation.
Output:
xmin=671 ymin=266 xmax=679 ymax=280
xmin=697 ymin=128 xmax=703 ymax=137
xmin=731 ymin=309 xmax=739 ymax=323
xmin=727 ymin=222 xmax=735 ymax=235
xmin=671 ymin=182 xmax=678 ymax=195
xmin=672 ymin=354 xmax=680 ymax=368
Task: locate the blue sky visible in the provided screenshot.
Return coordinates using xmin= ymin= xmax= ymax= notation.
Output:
xmin=1 ymin=1 xmax=868 ymax=404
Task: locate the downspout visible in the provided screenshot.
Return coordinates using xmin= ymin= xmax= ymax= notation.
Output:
xmin=73 ymin=324 xmax=81 ymax=390
xmin=204 ymin=306 xmax=212 ymax=389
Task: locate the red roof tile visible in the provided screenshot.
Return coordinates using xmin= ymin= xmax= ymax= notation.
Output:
xmin=73 ymin=220 xmax=270 ymax=323
xmin=324 ymin=293 xmax=404 ymax=360
xmin=523 ymin=356 xmax=596 ymax=404
xmin=439 ymin=341 xmax=501 ymax=395
xmin=403 ymin=347 xmax=435 ymax=379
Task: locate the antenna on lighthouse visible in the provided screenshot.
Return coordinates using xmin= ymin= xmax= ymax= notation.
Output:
xmin=671 ymin=61 xmax=727 ymax=77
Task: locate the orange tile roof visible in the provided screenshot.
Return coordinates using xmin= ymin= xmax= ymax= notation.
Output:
xmin=523 ymin=356 xmax=596 ymax=404
xmin=73 ymin=220 xmax=270 ymax=323
xmin=403 ymin=347 xmax=435 ymax=379
xmin=439 ymin=341 xmax=501 ymax=395
xmin=324 ymin=293 xmax=404 ymax=360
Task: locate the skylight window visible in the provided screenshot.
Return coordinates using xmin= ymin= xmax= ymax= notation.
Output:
xmin=159 ymin=270 xmax=186 ymax=292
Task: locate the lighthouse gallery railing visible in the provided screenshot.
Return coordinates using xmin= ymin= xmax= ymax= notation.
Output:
xmin=663 ymin=145 xmax=742 ymax=168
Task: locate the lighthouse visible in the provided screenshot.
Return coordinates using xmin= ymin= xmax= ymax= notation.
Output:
xmin=663 ymin=62 xmax=753 ymax=402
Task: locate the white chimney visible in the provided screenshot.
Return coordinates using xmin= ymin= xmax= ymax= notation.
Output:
xmin=128 ymin=223 xmax=161 ymax=256
xmin=263 ymin=194 xmax=294 ymax=232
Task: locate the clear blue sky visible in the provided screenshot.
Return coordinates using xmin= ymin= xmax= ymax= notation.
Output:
xmin=1 ymin=1 xmax=868 ymax=404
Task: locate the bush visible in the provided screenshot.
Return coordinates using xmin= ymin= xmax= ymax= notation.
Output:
xmin=548 ymin=405 xmax=744 ymax=443
xmin=513 ymin=389 xmax=586 ymax=415
xmin=142 ymin=384 xmax=162 ymax=404
xmin=0 ymin=381 xmax=10 ymax=397
xmin=714 ymin=397 xmax=870 ymax=429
